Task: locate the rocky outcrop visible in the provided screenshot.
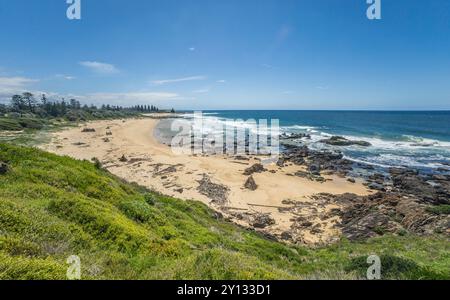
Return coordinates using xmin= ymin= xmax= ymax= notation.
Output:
xmin=243 ymin=163 xmax=266 ymax=176
xmin=320 ymin=136 xmax=371 ymax=147
xmin=332 ymin=192 xmax=449 ymax=241
xmin=281 ymin=132 xmax=311 ymax=140
xmin=389 ymin=168 xmax=450 ymax=205
xmin=81 ymin=128 xmax=96 ymax=133
xmin=197 ymin=174 xmax=230 ymax=204
xmin=251 ymin=213 xmax=275 ymax=228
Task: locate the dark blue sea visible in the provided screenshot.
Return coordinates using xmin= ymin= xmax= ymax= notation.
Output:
xmin=189 ymin=110 xmax=450 ymax=173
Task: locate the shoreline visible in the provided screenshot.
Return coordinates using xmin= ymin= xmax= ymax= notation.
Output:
xmin=41 ymin=116 xmax=372 ymax=245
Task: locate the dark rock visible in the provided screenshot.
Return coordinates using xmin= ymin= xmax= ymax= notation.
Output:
xmin=308 ymin=164 xmax=321 ymax=175
xmin=369 ymin=173 xmax=385 ymax=184
xmin=243 ymin=163 xmax=266 ymax=176
xmin=347 ymin=178 xmax=356 ymax=183
xmin=212 ymin=211 xmax=223 ymax=220
xmin=280 ymin=231 xmax=293 ymax=240
xmin=234 ymin=155 xmax=249 ymax=161
xmin=342 ymin=211 xmax=391 ymax=240
xmin=119 ymin=155 xmax=128 ymax=162
xmin=300 ymin=221 xmax=313 ymax=228
xmin=331 ymin=191 xmax=449 ymax=241
xmin=154 ymin=166 xmax=177 ymax=176
xmin=244 ymin=176 xmax=258 ymax=191
xmin=432 ymin=174 xmax=448 ymax=181
xmin=280 ymin=132 xmax=311 ymax=140
xmin=293 ymin=170 xmax=326 ymax=183
xmin=320 ymin=136 xmax=371 ymax=147
xmin=311 ymin=224 xmax=323 ymax=234
xmin=368 ymin=182 xmax=386 ymax=191
xmin=390 ymin=170 xmax=450 ymax=205
xmin=276 ymin=158 xmax=285 ymax=167
xmin=252 ymin=214 xmax=275 ymax=228
xmin=81 ymin=128 xmax=96 ymax=133
xmin=0 ymin=162 xmax=9 ymax=175
xmin=197 ymin=174 xmax=230 ymax=204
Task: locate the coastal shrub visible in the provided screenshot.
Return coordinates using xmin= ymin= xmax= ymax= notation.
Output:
xmin=91 ymin=157 xmax=102 ymax=169
xmin=345 ymin=254 xmax=447 ymax=280
xmin=47 ymin=197 xmax=151 ymax=252
xmin=18 ymin=118 xmax=44 ymax=130
xmin=172 ymin=248 xmax=295 ymax=280
xmin=0 ymin=252 xmax=66 ymax=280
xmin=144 ymin=193 xmax=156 ymax=206
xmin=426 ymin=204 xmax=450 ymax=215
xmin=0 ymin=236 xmax=42 ymax=258
xmin=118 ymin=199 xmax=154 ymax=223
xmin=0 ymin=118 xmax=22 ymax=131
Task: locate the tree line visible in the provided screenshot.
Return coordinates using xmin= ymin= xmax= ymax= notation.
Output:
xmin=0 ymin=92 xmax=170 ymax=119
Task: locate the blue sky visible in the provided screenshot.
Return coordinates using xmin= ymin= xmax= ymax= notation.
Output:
xmin=0 ymin=0 xmax=449 ymax=110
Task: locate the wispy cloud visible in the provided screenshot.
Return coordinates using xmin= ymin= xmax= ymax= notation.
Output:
xmin=189 ymin=47 xmax=196 ymax=51
xmin=151 ymin=75 xmax=206 ymax=86
xmin=216 ymin=79 xmax=226 ymax=83
xmin=0 ymin=76 xmax=38 ymax=88
xmin=55 ymin=74 xmax=76 ymax=80
xmin=79 ymin=61 xmax=119 ymax=74
xmin=316 ymin=86 xmax=330 ymax=90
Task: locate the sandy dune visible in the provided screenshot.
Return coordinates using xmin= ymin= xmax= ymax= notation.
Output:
xmin=42 ymin=117 xmax=371 ymax=245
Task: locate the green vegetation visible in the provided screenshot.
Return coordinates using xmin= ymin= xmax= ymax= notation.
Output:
xmin=427 ymin=205 xmax=450 ymax=215
xmin=0 ymin=92 xmax=169 ymax=146
xmin=0 ymin=143 xmax=449 ymax=280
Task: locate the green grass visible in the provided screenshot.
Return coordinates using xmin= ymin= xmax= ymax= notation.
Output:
xmin=427 ymin=205 xmax=450 ymax=215
xmin=0 ymin=117 xmax=75 ymax=147
xmin=0 ymin=143 xmax=449 ymax=280
xmin=0 ymin=118 xmax=24 ymax=131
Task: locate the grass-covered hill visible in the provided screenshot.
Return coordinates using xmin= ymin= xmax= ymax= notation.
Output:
xmin=0 ymin=143 xmax=448 ymax=280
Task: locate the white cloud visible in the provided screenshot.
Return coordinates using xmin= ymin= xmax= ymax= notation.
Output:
xmin=189 ymin=47 xmax=196 ymax=51
xmin=79 ymin=61 xmax=119 ymax=74
xmin=0 ymin=76 xmax=38 ymax=88
xmin=316 ymin=86 xmax=330 ymax=90
xmin=216 ymin=79 xmax=226 ymax=83
xmin=0 ymin=76 xmax=40 ymax=102
xmin=151 ymin=75 xmax=206 ymax=86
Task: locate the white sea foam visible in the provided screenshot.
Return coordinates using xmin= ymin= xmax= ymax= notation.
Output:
xmin=177 ymin=114 xmax=450 ymax=169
